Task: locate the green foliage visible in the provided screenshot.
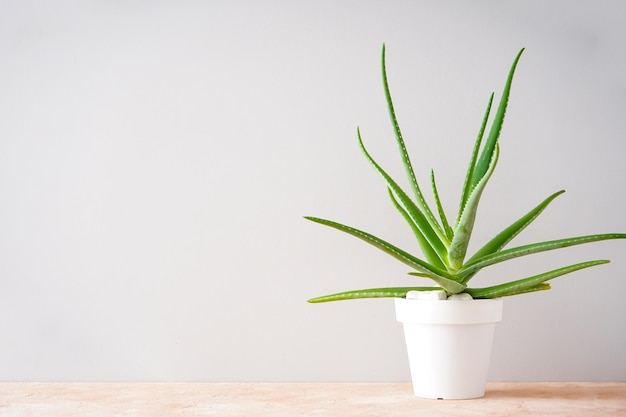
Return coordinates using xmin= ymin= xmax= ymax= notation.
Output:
xmin=306 ymin=45 xmax=626 ymax=303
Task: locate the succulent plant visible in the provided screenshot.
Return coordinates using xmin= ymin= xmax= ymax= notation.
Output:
xmin=305 ymin=45 xmax=626 ymax=302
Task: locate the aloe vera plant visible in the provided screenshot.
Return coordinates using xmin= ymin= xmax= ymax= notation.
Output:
xmin=306 ymin=46 xmax=626 ymax=302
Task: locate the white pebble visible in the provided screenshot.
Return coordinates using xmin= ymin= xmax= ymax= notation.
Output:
xmin=447 ymin=293 xmax=474 ymax=301
xmin=406 ymin=290 xmax=447 ymax=300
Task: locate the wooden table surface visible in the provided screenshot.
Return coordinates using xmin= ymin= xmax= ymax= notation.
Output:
xmin=0 ymin=382 xmax=624 ymax=416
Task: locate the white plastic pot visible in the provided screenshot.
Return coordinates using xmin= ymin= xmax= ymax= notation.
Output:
xmin=395 ymin=297 xmax=503 ymax=400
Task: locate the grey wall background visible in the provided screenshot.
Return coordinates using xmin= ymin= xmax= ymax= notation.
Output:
xmin=1 ymin=1 xmax=625 ymax=382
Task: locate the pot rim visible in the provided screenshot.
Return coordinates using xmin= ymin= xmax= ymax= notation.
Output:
xmin=395 ymin=297 xmax=503 ymax=325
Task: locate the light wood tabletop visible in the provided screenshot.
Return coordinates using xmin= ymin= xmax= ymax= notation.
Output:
xmin=0 ymin=382 xmax=624 ymax=416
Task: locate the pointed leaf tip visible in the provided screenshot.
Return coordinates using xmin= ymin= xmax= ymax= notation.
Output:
xmin=472 ymin=48 xmax=525 ymax=187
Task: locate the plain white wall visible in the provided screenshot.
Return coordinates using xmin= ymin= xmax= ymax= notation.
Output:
xmin=0 ymin=0 xmax=625 ymax=382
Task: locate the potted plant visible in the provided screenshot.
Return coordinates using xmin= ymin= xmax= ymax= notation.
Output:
xmin=305 ymin=45 xmax=626 ymax=400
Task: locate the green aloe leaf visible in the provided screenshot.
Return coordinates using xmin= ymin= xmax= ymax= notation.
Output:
xmin=465 ymin=260 xmax=608 ymax=298
xmin=459 ymin=234 xmax=626 ymax=276
xmin=303 ymin=216 xmax=466 ymax=293
xmin=304 ymin=216 xmax=443 ymax=275
xmin=471 ymin=48 xmax=525 ymax=187
xmin=448 ymin=143 xmax=500 ymax=270
xmin=430 ymin=169 xmax=453 ymax=240
xmin=308 ymin=286 xmax=441 ymax=303
xmin=357 ymin=129 xmax=449 ymax=265
xmin=388 ymin=188 xmax=446 ymax=270
xmin=461 ymin=190 xmax=565 ymax=284
xmin=470 ymin=283 xmax=551 ymax=298
xmin=407 ymin=272 xmax=435 ymax=278
xmin=381 ymin=44 xmax=448 ymax=245
xmin=457 ymin=93 xmax=494 ymax=227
